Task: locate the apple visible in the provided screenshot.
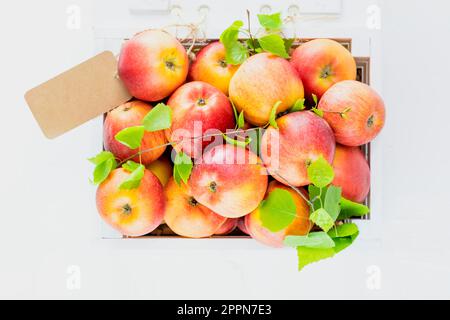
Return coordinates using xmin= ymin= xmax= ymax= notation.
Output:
xmin=165 ymin=81 xmax=235 ymax=158
xmin=332 ymin=144 xmax=370 ymax=203
xmin=290 ymin=39 xmax=356 ymax=99
xmin=189 ymin=41 xmax=239 ymax=95
xmin=164 ymin=177 xmax=227 ymax=238
xmin=96 ymin=168 xmax=165 ymax=237
xmin=189 ymin=144 xmax=268 ymax=218
xmin=245 ymin=181 xmax=312 ymax=248
xmin=104 ymin=101 xmax=166 ymax=165
xmin=146 ymin=156 xmax=172 ymax=187
xmin=261 ymin=111 xmax=336 ymax=187
xmin=118 ymin=29 xmax=189 ymax=102
xmin=318 ymin=80 xmax=386 ymax=146
xmin=214 ymin=218 xmax=238 ymax=236
xmin=229 ymin=53 xmax=304 ymax=126
xmin=237 ymin=218 xmax=249 ymax=235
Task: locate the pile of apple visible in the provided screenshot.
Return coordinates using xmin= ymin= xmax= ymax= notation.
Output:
xmin=92 ymin=18 xmax=385 ymax=257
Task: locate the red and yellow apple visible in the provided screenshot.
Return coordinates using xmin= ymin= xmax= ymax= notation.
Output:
xmin=164 ymin=177 xmax=227 ymax=238
xmin=245 ymin=181 xmax=312 ymax=248
xmin=96 ymin=168 xmax=165 ymax=237
xmin=189 ymin=144 xmax=268 ymax=218
xmin=318 ymin=80 xmax=386 ymax=146
xmin=104 ymin=101 xmax=166 ymax=165
xmin=189 ymin=41 xmax=239 ymax=95
xmin=118 ymin=29 xmax=189 ymax=101
xmin=261 ymin=111 xmax=336 ymax=187
xmin=165 ymin=81 xmax=235 ymax=158
xmin=146 ymin=156 xmax=172 ymax=186
xmin=214 ymin=218 xmax=238 ymax=236
xmin=229 ymin=53 xmax=304 ymax=126
xmin=332 ymin=145 xmax=370 ymax=203
xmin=290 ymin=39 xmax=356 ymax=99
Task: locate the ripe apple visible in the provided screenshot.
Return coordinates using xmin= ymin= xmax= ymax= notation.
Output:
xmin=104 ymin=101 xmax=166 ymax=165
xmin=318 ymin=80 xmax=386 ymax=146
xmin=229 ymin=53 xmax=304 ymax=126
xmin=146 ymin=156 xmax=172 ymax=186
xmin=215 ymin=218 xmax=238 ymax=236
xmin=245 ymin=181 xmax=312 ymax=248
xmin=332 ymin=144 xmax=370 ymax=203
xmin=189 ymin=41 xmax=239 ymax=95
xmin=189 ymin=144 xmax=268 ymax=218
xmin=96 ymin=168 xmax=165 ymax=237
xmin=290 ymin=39 xmax=356 ymax=99
xmin=261 ymin=111 xmax=336 ymax=187
xmin=118 ymin=29 xmax=189 ymax=101
xmin=164 ymin=177 xmax=227 ymax=238
xmin=165 ymin=81 xmax=235 ymax=158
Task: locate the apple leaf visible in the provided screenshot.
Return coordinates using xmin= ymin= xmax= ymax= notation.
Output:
xmin=122 ymin=160 xmax=141 ymax=173
xmin=312 ymin=94 xmax=318 ymax=107
xmin=310 ymin=208 xmax=335 ymax=232
xmin=297 ymin=247 xmax=336 ymax=271
xmin=258 ymin=34 xmax=290 ymax=58
xmin=231 ymin=100 xmax=239 ymax=124
xmin=238 ymin=111 xmax=245 ymax=129
xmin=119 ymin=163 xmax=145 ymax=190
xmin=259 ymin=188 xmax=297 ymax=232
xmin=324 ymin=185 xmax=342 ymax=220
xmin=289 ymin=98 xmax=306 ymax=113
xmin=223 ymin=134 xmax=251 ymax=148
xmin=311 ymin=108 xmax=324 ymax=118
xmin=328 ymin=223 xmax=359 ymax=253
xmin=338 ymin=198 xmax=370 ymax=220
xmin=257 ymin=12 xmax=283 ymax=30
xmin=220 ymin=20 xmax=248 ymax=65
xmin=269 ymin=101 xmax=282 ymax=129
xmin=284 ymin=232 xmax=335 ymax=249
xmin=142 ymin=103 xmax=172 ymax=132
xmin=115 ymin=126 xmax=145 ymax=149
xmin=173 ymin=151 xmax=193 ymax=185
xmin=307 ymin=156 xmax=334 ymax=188
xmin=308 ymin=184 xmax=323 ymax=211
xmin=89 ymin=151 xmax=117 ymax=185
xmin=284 ymin=38 xmax=295 ymax=53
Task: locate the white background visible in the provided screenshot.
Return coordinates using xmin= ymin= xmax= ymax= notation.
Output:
xmin=0 ymin=0 xmax=449 ymax=299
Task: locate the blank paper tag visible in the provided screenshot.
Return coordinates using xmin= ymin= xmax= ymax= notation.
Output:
xmin=25 ymin=51 xmax=132 ymax=139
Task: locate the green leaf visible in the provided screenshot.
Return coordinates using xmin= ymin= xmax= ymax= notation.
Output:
xmin=307 ymin=155 xmax=334 ymax=188
xmin=308 ymin=185 xmax=323 ymax=211
xmin=92 ymin=158 xmax=116 ymax=185
xmin=269 ymin=101 xmax=281 ymax=129
xmin=220 ymin=20 xmax=248 ymax=65
xmin=258 ymin=34 xmax=290 ymax=58
xmin=88 ymin=151 xmax=115 ymax=165
xmin=238 ymin=111 xmax=245 ymax=129
xmin=324 ymin=185 xmax=342 ymax=220
xmin=257 ymin=12 xmax=283 ymax=30
xmin=119 ymin=164 xmax=145 ymax=190
xmin=115 ymin=126 xmax=145 ymax=149
xmin=142 ymin=103 xmax=172 ymax=132
xmin=312 ymin=94 xmax=318 ymax=107
xmin=173 ymin=152 xmax=193 ymax=185
xmin=122 ymin=160 xmax=140 ymax=173
xmin=260 ymin=188 xmax=297 ymax=232
xmin=289 ymin=98 xmax=305 ymax=112
xmin=284 ymin=38 xmax=295 ymax=53
xmin=223 ymin=134 xmax=251 ymax=148
xmin=311 ymin=108 xmax=324 ymax=117
xmin=328 ymin=223 xmax=359 ymax=253
xmin=338 ymin=198 xmax=370 ymax=220
xmin=310 ymin=208 xmax=335 ymax=232
xmin=284 ymin=232 xmax=335 ymax=249
xmin=246 ymin=39 xmax=260 ymax=51
xmin=231 ymin=100 xmax=239 ymax=124
xmin=297 ymin=247 xmax=335 ymax=271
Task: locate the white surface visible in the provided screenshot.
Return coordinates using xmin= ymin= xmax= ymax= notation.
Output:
xmin=1 ymin=0 xmax=450 ymax=299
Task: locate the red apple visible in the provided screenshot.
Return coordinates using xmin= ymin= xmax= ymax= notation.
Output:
xmin=118 ymin=29 xmax=189 ymax=101
xmin=96 ymin=168 xmax=165 ymax=237
xmin=332 ymin=145 xmax=370 ymax=203
xmin=164 ymin=177 xmax=227 ymax=238
xmin=189 ymin=144 xmax=268 ymax=218
xmin=165 ymin=81 xmax=235 ymax=158
xmin=245 ymin=181 xmax=312 ymax=248
xmin=290 ymin=39 xmax=356 ymax=99
xmin=104 ymin=101 xmax=166 ymax=165
xmin=261 ymin=111 xmax=336 ymax=187
xmin=189 ymin=41 xmax=239 ymax=95
xmin=318 ymin=80 xmax=386 ymax=146
xmin=229 ymin=53 xmax=304 ymax=126
xmin=146 ymin=156 xmax=172 ymax=187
